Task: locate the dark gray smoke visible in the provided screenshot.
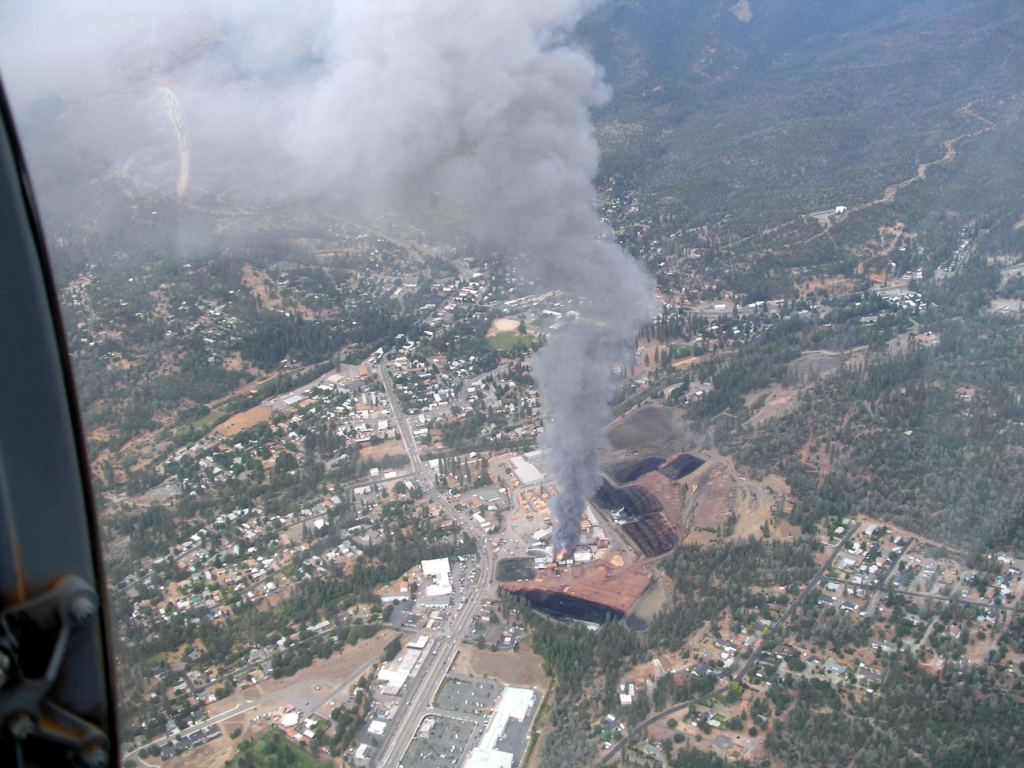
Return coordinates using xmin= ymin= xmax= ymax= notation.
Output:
xmin=539 ymin=325 xmax=634 ymax=553
xmin=0 ymin=0 xmax=656 ymax=552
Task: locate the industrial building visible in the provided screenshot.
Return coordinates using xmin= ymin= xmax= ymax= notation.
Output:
xmin=420 ymin=557 xmax=453 ymax=607
xmin=464 ymin=687 xmax=536 ymax=768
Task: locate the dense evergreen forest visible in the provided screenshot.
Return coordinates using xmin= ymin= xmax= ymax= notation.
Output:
xmin=727 ymin=281 xmax=1024 ymax=552
xmin=650 ymin=539 xmax=820 ymax=651
xmin=766 ymin=662 xmax=1024 ymax=767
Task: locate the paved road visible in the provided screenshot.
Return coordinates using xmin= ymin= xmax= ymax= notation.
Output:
xmin=596 ymin=523 xmax=860 ymax=766
xmin=861 ymin=538 xmax=915 ymax=617
xmin=372 ymin=361 xmax=496 ymax=767
xmin=831 ymin=578 xmax=1021 ymax=615
xmin=123 ymin=702 xmax=256 ymax=764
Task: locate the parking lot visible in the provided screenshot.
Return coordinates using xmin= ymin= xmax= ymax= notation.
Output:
xmin=402 ymin=715 xmax=479 ymax=768
xmin=493 ymin=704 xmax=534 ymax=765
xmin=434 ymin=674 xmax=502 ymax=716
xmin=389 ymin=599 xmax=424 ymax=631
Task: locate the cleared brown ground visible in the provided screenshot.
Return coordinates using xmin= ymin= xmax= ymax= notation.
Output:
xmin=744 ymin=385 xmax=799 ymax=428
xmin=154 ymin=727 xmax=248 ymax=768
xmin=241 ymin=264 xmax=316 ymax=320
xmin=241 ymin=264 xmax=282 ymax=311
xmin=671 ymin=354 xmax=701 ymax=370
xmin=215 ymin=629 xmax=398 ymax=715
xmin=359 ymin=439 xmax=407 ymax=462
xmin=502 ymin=559 xmax=654 ymax=615
xmin=222 ymin=352 xmax=247 ymax=372
xmin=451 ymin=646 xmax=548 ymax=690
xmin=685 ymin=463 xmax=736 ymax=543
xmin=799 ymin=275 xmax=858 ymax=300
xmin=215 ymin=405 xmax=274 ymax=437
xmin=682 ymin=457 xmax=795 ymax=545
xmin=487 ymin=317 xmax=521 ymax=337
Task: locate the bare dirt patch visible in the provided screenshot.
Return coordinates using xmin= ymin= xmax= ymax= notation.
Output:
xmin=241 ymin=264 xmax=283 ymax=311
xmin=359 ymin=439 xmax=407 ymax=462
xmin=799 ymin=274 xmax=858 ymax=300
xmin=215 ymin=405 xmax=274 ymax=438
xmin=241 ymin=264 xmax=315 ymax=320
xmin=152 ymin=730 xmax=239 ymax=768
xmin=223 ymin=352 xmax=247 ymax=372
xmin=744 ymin=384 xmax=799 ymax=428
xmin=787 ymin=350 xmax=845 ymax=385
xmin=502 ymin=559 xmax=654 ymax=616
xmin=487 ymin=317 xmax=521 ymax=337
xmin=682 ymin=457 xmax=791 ymax=544
xmin=451 ymin=645 xmax=548 ymax=690
xmin=219 ymin=629 xmax=398 ymax=719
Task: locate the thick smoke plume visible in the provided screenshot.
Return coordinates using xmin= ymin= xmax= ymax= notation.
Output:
xmin=0 ymin=1 xmax=655 ymax=552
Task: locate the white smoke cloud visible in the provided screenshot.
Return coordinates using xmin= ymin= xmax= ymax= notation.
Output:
xmin=0 ymin=0 xmax=656 ymax=551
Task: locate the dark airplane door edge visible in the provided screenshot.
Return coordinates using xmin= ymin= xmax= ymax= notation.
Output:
xmin=0 ymin=77 xmax=119 ymax=767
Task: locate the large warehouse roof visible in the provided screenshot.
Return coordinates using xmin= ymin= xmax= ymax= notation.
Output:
xmin=421 ymin=557 xmax=451 ymax=577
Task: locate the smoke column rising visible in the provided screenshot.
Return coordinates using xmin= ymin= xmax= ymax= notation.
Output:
xmin=0 ymin=0 xmax=656 ymax=551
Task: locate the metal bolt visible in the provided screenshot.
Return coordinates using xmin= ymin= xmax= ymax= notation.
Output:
xmin=70 ymin=594 xmax=97 ymax=625
xmin=7 ymin=712 xmax=35 ymax=740
xmin=78 ymin=742 xmax=109 ymax=768
xmin=0 ymin=648 xmax=10 ymax=689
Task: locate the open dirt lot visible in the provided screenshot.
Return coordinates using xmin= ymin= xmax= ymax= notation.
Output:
xmin=152 ymin=729 xmax=240 ymax=768
xmin=242 ymin=264 xmax=315 ymax=320
xmin=487 ymin=317 xmax=521 ymax=336
xmin=359 ymin=439 xmax=408 ymax=462
xmin=744 ymin=384 xmax=799 ymax=428
xmin=682 ymin=456 xmax=797 ymax=545
xmin=215 ymin=405 xmax=274 ymax=438
xmin=503 ymin=559 xmax=654 ymax=616
xmin=451 ymin=646 xmax=548 ymax=690
xmin=210 ymin=629 xmax=399 ymax=723
xmin=787 ymin=349 xmax=845 ymax=385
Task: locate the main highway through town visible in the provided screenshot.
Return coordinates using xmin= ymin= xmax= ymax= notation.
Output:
xmin=373 ymin=360 xmax=497 ymax=767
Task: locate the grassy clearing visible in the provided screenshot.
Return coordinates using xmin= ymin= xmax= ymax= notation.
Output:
xmin=488 ymin=331 xmax=531 ymax=352
xmin=226 ymin=730 xmax=329 ymax=767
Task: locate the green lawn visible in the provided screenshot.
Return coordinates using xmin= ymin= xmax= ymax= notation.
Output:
xmin=487 ymin=331 xmax=531 ymax=352
xmin=226 ymin=730 xmax=329 ymax=768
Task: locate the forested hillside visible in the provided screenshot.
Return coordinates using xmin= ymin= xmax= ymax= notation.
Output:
xmin=582 ymin=0 xmax=1024 ymax=292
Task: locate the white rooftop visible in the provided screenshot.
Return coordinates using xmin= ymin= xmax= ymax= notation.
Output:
xmin=421 ymin=557 xmax=451 ymax=577
xmin=510 ymin=455 xmax=543 ymax=485
xmin=465 ymin=747 xmax=513 ymax=768
xmin=466 ymin=686 xmax=535 ymax=768
xmin=422 ymin=557 xmax=452 ymax=597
